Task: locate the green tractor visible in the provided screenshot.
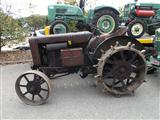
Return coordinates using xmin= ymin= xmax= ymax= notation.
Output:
xmin=146 ymin=28 xmax=160 ymax=74
xmin=122 ymin=2 xmax=160 ymax=38
xmin=45 ymin=0 xmax=119 ymax=35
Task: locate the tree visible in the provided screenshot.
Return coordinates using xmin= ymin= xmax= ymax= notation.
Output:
xmin=24 ymin=15 xmax=46 ymax=31
xmin=65 ymin=0 xmax=77 ymax=5
xmin=0 ymin=8 xmax=25 ymax=52
xmin=118 ymin=6 xmax=124 ymax=19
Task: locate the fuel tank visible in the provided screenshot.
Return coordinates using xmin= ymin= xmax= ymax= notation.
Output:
xmin=135 ymin=9 xmax=155 ymax=17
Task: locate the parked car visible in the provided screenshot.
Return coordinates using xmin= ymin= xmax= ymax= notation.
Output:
xmin=13 ymin=42 xmax=30 ymax=50
xmin=15 ymin=29 xmax=45 ymax=50
xmin=29 ymin=29 xmax=45 ymax=37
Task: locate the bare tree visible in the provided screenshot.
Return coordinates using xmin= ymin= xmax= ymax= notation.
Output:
xmin=0 ymin=4 xmax=25 ymax=52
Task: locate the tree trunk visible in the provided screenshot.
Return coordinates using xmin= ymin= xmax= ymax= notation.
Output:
xmin=0 ymin=35 xmax=1 ymax=53
xmin=0 ymin=33 xmax=2 ymax=53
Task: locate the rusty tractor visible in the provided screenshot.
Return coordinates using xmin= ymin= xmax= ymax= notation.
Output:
xmin=15 ymin=28 xmax=147 ymax=105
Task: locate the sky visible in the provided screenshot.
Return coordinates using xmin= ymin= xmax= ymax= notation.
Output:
xmin=1 ymin=0 xmax=160 ymax=17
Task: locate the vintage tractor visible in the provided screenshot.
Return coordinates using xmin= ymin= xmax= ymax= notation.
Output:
xmin=122 ymin=2 xmax=160 ymax=38
xmin=15 ymin=28 xmax=147 ymax=105
xmin=45 ymin=0 xmax=119 ymax=35
xmin=146 ymin=28 xmax=160 ymax=74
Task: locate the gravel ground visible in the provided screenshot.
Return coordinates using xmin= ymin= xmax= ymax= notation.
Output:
xmin=0 ymin=63 xmax=160 ymax=119
xmin=0 ymin=50 xmax=31 ymax=64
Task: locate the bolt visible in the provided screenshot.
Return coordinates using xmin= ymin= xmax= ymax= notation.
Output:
xmin=100 ymin=49 xmax=105 ymax=54
xmin=94 ymin=75 xmax=100 ymax=78
xmin=131 ymin=44 xmax=135 ymax=48
xmin=127 ymin=42 xmax=132 ymax=48
xmin=141 ymin=50 xmax=146 ymax=54
xmin=115 ymin=41 xmax=120 ymax=46
xmin=110 ymin=45 xmax=115 ymax=50
xmin=97 ymin=58 xmax=101 ymax=61
xmin=93 ymin=64 xmax=98 ymax=68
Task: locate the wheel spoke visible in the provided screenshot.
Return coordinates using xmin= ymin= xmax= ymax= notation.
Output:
xmin=34 ymin=74 xmax=37 ymax=80
xmin=129 ymin=53 xmax=137 ymax=63
xmin=24 ymin=75 xmax=29 ymax=82
xmin=106 ymin=60 xmax=117 ymax=65
xmin=111 ymin=78 xmax=116 ymax=88
xmin=32 ymin=94 xmax=35 ymax=101
xmin=109 ymin=79 xmax=121 ymax=88
xmin=19 ymin=85 xmax=27 ymax=87
xmin=23 ymin=91 xmax=28 ymax=96
xmin=129 ymin=76 xmax=135 ymax=80
xmin=38 ymin=94 xmax=43 ymax=100
xmin=41 ymin=88 xmax=48 ymax=92
xmin=131 ymin=64 xmax=145 ymax=72
xmin=127 ymin=79 xmax=130 ymax=85
xmin=39 ymin=79 xmax=45 ymax=85
xmin=127 ymin=76 xmax=135 ymax=85
xmin=120 ymin=80 xmax=127 ymax=90
xmin=114 ymin=80 xmax=121 ymax=86
xmin=132 ymin=60 xmax=138 ymax=65
xmin=120 ymin=51 xmax=126 ymax=62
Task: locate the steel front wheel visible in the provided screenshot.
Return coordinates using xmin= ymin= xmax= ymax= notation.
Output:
xmin=15 ymin=70 xmax=52 ymax=105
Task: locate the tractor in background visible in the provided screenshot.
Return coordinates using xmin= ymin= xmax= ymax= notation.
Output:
xmin=146 ymin=28 xmax=160 ymax=74
xmin=45 ymin=0 xmax=119 ymax=35
xmin=122 ymin=2 xmax=160 ymax=38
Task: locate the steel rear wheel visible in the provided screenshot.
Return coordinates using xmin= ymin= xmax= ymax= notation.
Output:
xmin=15 ymin=70 xmax=52 ymax=106
xmin=95 ymin=42 xmax=146 ymax=95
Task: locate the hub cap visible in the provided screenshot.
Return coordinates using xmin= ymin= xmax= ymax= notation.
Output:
xmin=113 ymin=63 xmax=132 ymax=80
xmin=53 ymin=23 xmax=67 ymax=34
xmin=131 ymin=23 xmax=143 ymax=36
xmin=97 ymin=15 xmax=115 ymax=34
xmin=27 ymin=80 xmax=42 ymax=95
